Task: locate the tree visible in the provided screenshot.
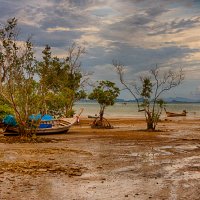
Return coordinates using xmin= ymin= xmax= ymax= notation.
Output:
xmin=0 ymin=18 xmax=89 ymax=137
xmin=113 ymin=62 xmax=184 ymax=130
xmin=0 ymin=97 xmax=13 ymax=121
xmin=0 ymin=18 xmax=41 ymax=136
xmin=65 ymin=43 xmax=88 ymax=116
xmin=37 ymin=44 xmax=87 ymax=117
xmin=88 ymin=80 xmax=120 ymax=128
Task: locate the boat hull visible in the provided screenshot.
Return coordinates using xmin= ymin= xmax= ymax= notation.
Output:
xmin=3 ymin=118 xmax=76 ymax=135
xmin=4 ymin=126 xmax=70 ymax=136
xmin=166 ymin=112 xmax=186 ymax=117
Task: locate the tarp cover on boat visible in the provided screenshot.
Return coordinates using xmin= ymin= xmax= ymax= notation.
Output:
xmin=3 ymin=114 xmax=54 ymax=127
xmin=3 ymin=115 xmax=17 ymax=126
xmin=29 ymin=114 xmax=54 ymax=121
xmin=41 ymin=114 xmax=54 ymax=121
xmin=39 ymin=124 xmax=52 ymax=128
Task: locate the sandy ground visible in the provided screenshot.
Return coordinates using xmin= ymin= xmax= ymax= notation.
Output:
xmin=0 ymin=117 xmax=200 ymax=200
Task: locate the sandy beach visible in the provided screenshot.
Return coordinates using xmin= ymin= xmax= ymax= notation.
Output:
xmin=0 ymin=117 xmax=200 ymax=200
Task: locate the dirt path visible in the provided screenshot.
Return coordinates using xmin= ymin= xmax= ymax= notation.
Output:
xmin=0 ymin=118 xmax=200 ymax=199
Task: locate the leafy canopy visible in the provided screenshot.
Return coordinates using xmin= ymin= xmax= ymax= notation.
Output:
xmin=89 ymin=80 xmax=120 ymax=107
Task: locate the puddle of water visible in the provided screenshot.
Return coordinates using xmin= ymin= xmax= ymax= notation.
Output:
xmin=153 ymin=146 xmax=174 ymax=156
xmin=130 ymin=152 xmax=140 ymax=157
xmin=175 ymin=145 xmax=198 ymax=151
xmin=155 ymin=150 xmax=173 ymax=156
xmin=156 ymin=144 xmax=198 ymax=155
xmin=114 ymin=166 xmax=136 ymax=173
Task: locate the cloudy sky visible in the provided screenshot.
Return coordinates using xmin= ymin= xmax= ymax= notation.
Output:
xmin=1 ymin=0 xmax=200 ymax=99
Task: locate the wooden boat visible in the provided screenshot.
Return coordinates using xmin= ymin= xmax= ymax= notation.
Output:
xmin=3 ymin=117 xmax=78 ymax=135
xmin=2 ymin=108 xmax=84 ymax=135
xmin=164 ymin=108 xmax=187 ymax=117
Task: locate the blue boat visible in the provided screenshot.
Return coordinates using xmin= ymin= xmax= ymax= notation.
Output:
xmin=2 ymin=115 xmax=78 ymax=135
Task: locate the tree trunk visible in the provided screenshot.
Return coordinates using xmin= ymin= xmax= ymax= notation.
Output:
xmin=147 ymin=120 xmax=155 ymax=130
xmin=99 ymin=106 xmax=105 ymax=124
xmin=65 ymin=104 xmax=73 ymax=117
xmin=65 ymin=96 xmax=75 ymax=117
xmin=146 ymin=112 xmax=155 ymax=130
xmin=18 ymin=124 xmax=27 ymax=137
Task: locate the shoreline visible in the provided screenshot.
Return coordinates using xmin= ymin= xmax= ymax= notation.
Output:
xmin=79 ymin=115 xmax=200 ymax=122
xmin=0 ymin=117 xmax=200 ymax=199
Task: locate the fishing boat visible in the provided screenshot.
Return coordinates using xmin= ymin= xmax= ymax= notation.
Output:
xmin=164 ymin=108 xmax=187 ymax=117
xmin=3 ymin=117 xmax=78 ymax=135
xmin=2 ymin=108 xmax=84 ymax=135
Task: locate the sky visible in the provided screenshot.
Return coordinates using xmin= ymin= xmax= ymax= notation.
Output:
xmin=1 ymin=0 xmax=200 ymax=100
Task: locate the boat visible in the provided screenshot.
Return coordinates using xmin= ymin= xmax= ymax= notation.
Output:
xmin=3 ymin=117 xmax=78 ymax=135
xmin=3 ymin=108 xmax=84 ymax=135
xmin=164 ymin=108 xmax=187 ymax=117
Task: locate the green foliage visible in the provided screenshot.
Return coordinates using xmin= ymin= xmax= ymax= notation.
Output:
xmin=37 ymin=44 xmax=86 ymax=117
xmin=89 ymin=80 xmax=120 ymax=106
xmin=139 ymin=77 xmax=166 ymax=130
xmin=89 ymin=80 xmax=120 ymax=122
xmin=0 ymin=18 xmax=44 ymax=136
xmin=0 ymin=103 xmax=13 ymax=121
xmin=0 ymin=18 xmax=87 ymax=137
xmin=75 ymin=90 xmax=87 ymax=100
xmin=141 ymin=78 xmax=152 ymax=99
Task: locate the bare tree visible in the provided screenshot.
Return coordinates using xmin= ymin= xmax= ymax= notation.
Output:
xmin=65 ymin=43 xmax=88 ymax=116
xmin=113 ymin=61 xmax=184 ymax=130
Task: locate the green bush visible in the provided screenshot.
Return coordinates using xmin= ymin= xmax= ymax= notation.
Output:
xmin=0 ymin=104 xmax=13 ymax=121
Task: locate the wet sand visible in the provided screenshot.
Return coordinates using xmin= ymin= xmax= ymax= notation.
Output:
xmin=0 ymin=117 xmax=200 ymax=200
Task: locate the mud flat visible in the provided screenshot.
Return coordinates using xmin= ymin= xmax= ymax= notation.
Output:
xmin=0 ymin=117 xmax=200 ymax=200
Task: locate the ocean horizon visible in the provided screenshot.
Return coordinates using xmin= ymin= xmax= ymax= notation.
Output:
xmin=74 ymin=102 xmax=200 ymax=119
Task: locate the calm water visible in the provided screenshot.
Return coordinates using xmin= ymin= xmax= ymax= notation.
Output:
xmin=74 ymin=102 xmax=200 ymax=119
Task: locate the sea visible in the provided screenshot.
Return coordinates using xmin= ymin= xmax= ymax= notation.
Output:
xmin=74 ymin=102 xmax=200 ymax=119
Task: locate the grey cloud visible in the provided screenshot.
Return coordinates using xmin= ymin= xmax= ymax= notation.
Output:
xmin=0 ymin=1 xmax=21 ymax=19
xmin=39 ymin=4 xmax=99 ymax=30
xmin=18 ymin=23 xmax=83 ymax=48
xmin=47 ymin=0 xmax=63 ymax=3
xmin=149 ymin=17 xmax=200 ymax=35
xmin=68 ymin=0 xmax=98 ymax=8
xmin=47 ymin=0 xmax=107 ymax=9
xmin=98 ymin=5 xmax=168 ymax=42
xmin=40 ymin=12 xmax=95 ymax=30
xmin=1 ymin=0 xmax=200 ymax=99
xmin=103 ymin=13 xmax=151 ymax=36
xmin=128 ymin=14 xmax=152 ymax=26
xmin=68 ymin=0 xmax=107 ymax=9
xmin=145 ymin=6 xmax=168 ymax=17
xmin=82 ymin=42 xmax=198 ymax=73
xmin=34 ymin=30 xmax=82 ymax=48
